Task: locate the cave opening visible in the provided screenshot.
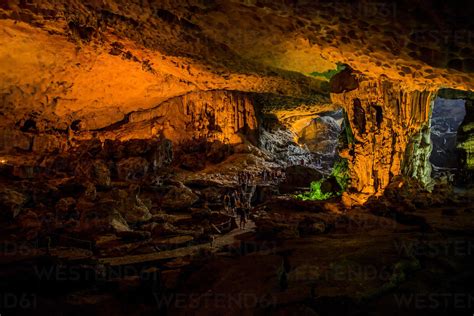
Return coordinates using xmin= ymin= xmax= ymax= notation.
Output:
xmin=290 ymin=109 xmax=350 ymax=200
xmin=429 ymin=97 xmax=466 ymax=180
xmin=296 ymin=109 xmax=344 ymax=172
xmin=259 ymin=107 xmax=346 ymax=199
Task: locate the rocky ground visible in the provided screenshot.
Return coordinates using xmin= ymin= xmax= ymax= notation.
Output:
xmin=0 ymin=139 xmax=473 ymax=315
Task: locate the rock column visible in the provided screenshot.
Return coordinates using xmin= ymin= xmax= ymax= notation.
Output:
xmin=331 ymin=77 xmax=436 ymax=204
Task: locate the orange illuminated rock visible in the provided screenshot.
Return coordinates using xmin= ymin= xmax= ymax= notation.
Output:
xmin=332 ymin=77 xmax=436 ymax=203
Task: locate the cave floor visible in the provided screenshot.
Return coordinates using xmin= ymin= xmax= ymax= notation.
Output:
xmin=1 ymin=190 xmax=474 ymax=316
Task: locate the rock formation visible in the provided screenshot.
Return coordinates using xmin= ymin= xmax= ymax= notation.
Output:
xmin=331 ymin=77 xmax=436 ymax=204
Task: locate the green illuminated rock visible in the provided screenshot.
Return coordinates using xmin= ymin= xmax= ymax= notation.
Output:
xmin=297 ymin=159 xmax=349 ymax=201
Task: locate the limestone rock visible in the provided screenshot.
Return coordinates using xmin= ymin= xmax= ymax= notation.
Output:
xmin=280 ymin=166 xmax=324 ymax=194
xmin=110 ymin=188 xmax=153 ymax=224
xmin=161 ymin=186 xmax=199 ymax=210
xmin=0 ymin=129 xmax=31 ymax=152
xmin=32 ymin=134 xmax=66 ymax=153
xmin=55 ymin=197 xmax=76 ymax=214
xmin=150 ymin=222 xmax=179 ymax=237
xmin=78 ymin=198 xmax=130 ymax=234
xmin=298 ymin=115 xmax=342 ymax=155
xmin=329 ymin=67 xmax=359 ymax=93
xmin=92 ymin=160 xmax=112 ymax=187
xmin=180 ymin=153 xmax=206 ymax=171
xmin=0 ymin=186 xmax=27 ymax=219
xmin=117 ymin=157 xmax=149 ymax=181
xmin=75 ymin=160 xmax=111 ymax=187
xmin=331 ymin=78 xmax=436 ymax=202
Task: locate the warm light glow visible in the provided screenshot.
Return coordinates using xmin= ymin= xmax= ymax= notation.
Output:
xmin=0 ymin=158 xmax=7 ymax=164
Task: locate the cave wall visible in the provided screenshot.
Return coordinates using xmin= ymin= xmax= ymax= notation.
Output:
xmin=0 ymin=90 xmax=258 ymax=159
xmin=90 ymin=90 xmax=258 ymax=145
xmin=331 ymin=78 xmax=435 ymax=205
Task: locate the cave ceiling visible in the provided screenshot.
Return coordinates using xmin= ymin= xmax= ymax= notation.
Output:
xmin=0 ymin=0 xmax=473 ymax=130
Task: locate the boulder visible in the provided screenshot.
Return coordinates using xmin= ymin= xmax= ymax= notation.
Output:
xmin=206 ymin=141 xmax=233 ymax=163
xmin=117 ymin=157 xmax=149 ymax=180
xmin=123 ymin=139 xmax=153 ymax=156
xmin=110 ymin=187 xmax=153 ymax=223
xmin=161 ymin=186 xmax=199 ymax=210
xmin=75 ymin=160 xmax=111 ymax=187
xmin=320 ymin=176 xmax=342 ymax=195
xmin=32 ymin=134 xmax=66 ymax=153
xmin=180 ymin=153 xmax=206 ymax=171
xmin=78 ymin=198 xmax=131 ymax=234
xmin=154 ymin=235 xmax=194 ymax=249
xmin=124 ymin=196 xmax=152 ymax=223
xmin=92 ymin=160 xmax=111 ymax=186
xmin=329 ymin=67 xmax=359 ymax=93
xmin=150 ymin=222 xmax=179 ymax=237
xmin=0 ymin=186 xmax=27 ymax=219
xmin=0 ymin=129 xmax=31 ymax=152
xmin=280 ymin=166 xmax=324 ymax=193
xmin=199 ymin=187 xmax=225 ymax=204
